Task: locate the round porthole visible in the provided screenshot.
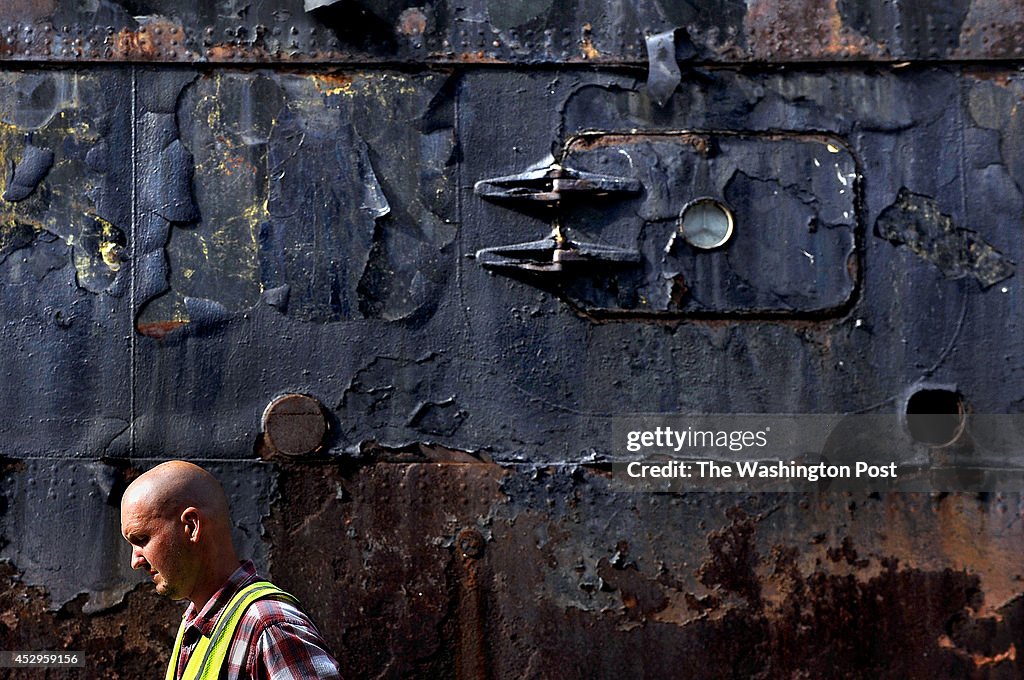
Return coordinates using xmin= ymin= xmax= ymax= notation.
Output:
xmin=678 ymin=198 xmax=735 ymax=250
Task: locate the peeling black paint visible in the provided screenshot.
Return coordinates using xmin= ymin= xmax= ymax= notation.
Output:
xmin=133 ymin=71 xmax=455 ymax=330
xmin=263 ymin=107 xmax=386 ymax=322
xmin=135 ymin=70 xmax=200 ymax=322
xmin=876 ymin=187 xmax=1015 ymax=288
xmin=0 ymin=219 xmax=38 ymax=263
xmin=407 ymin=397 xmax=468 ymax=437
xmin=3 ymin=143 xmax=54 ymax=202
xmin=0 ymin=70 xmax=131 ymax=299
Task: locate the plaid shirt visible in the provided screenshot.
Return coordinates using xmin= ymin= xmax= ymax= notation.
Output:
xmin=174 ymin=561 xmax=342 ymax=680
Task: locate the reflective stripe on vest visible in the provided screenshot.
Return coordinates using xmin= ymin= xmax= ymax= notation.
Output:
xmin=165 ymin=581 xmax=299 ymax=680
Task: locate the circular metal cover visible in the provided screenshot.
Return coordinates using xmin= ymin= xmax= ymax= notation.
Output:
xmin=261 ymin=393 xmax=328 ymax=456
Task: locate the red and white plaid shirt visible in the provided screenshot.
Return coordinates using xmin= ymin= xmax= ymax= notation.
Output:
xmin=174 ymin=561 xmax=342 ymax=679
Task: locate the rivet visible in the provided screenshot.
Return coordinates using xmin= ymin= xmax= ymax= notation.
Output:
xmin=457 ymin=528 xmax=485 ymax=559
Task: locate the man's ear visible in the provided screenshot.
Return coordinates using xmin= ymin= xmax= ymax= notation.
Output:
xmin=181 ymin=507 xmax=201 ymax=543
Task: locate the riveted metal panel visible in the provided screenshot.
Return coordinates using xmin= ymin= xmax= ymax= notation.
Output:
xmin=0 ymin=1 xmax=1021 ymax=65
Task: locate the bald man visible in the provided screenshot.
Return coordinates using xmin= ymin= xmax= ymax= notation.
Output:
xmin=120 ymin=461 xmax=342 ymax=679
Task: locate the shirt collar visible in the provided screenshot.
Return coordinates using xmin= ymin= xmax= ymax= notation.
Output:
xmin=181 ymin=560 xmax=259 ymax=637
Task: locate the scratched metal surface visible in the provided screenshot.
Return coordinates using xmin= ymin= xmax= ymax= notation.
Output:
xmin=0 ymin=1 xmax=1023 ymax=679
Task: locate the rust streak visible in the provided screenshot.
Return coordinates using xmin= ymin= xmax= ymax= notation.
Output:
xmin=135 ymin=320 xmax=189 ymax=339
xmin=566 ymin=132 xmax=708 ymax=154
xmin=398 ymin=8 xmax=428 ymax=37
xmin=974 ymin=643 xmax=1017 ymax=668
xmin=312 ymin=72 xmax=354 ymax=96
xmin=939 ymin=636 xmax=1017 ymax=668
xmin=453 ymin=51 xmax=503 ymax=64
xmin=456 ymin=549 xmax=488 ymax=680
xmin=113 ymin=22 xmax=185 ymax=61
xmin=745 ymin=0 xmax=878 ymax=60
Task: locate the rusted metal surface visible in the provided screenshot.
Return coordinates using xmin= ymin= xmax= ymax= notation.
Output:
xmin=0 ymin=1 xmax=1023 ymax=678
xmin=3 ymin=458 xmax=1023 ymax=677
xmin=257 ymin=461 xmax=1024 ymax=678
xmin=0 ymin=562 xmax=180 ymax=679
xmin=0 ymin=0 xmax=1022 ymax=65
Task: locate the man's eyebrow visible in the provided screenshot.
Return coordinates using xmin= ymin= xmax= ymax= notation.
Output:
xmin=122 ymin=526 xmax=146 ymax=541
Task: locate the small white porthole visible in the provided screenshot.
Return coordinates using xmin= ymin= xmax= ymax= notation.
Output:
xmin=678 ymin=198 xmax=734 ymax=250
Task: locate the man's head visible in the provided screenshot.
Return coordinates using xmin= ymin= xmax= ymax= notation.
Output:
xmin=119 ymin=461 xmax=239 ymax=604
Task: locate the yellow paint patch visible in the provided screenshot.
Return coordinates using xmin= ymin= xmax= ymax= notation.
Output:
xmin=581 ymin=23 xmax=600 ymax=59
xmin=99 ymin=241 xmax=122 ymax=271
xmin=313 ymin=73 xmax=356 ymax=97
xmin=87 ymin=213 xmax=125 ymax=270
xmin=242 ymin=198 xmax=270 ymax=249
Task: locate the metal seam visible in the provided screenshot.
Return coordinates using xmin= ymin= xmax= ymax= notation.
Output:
xmin=129 ymin=66 xmax=137 ymax=461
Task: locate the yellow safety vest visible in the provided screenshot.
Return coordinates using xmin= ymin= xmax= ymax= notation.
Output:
xmin=165 ymin=581 xmax=299 ymax=680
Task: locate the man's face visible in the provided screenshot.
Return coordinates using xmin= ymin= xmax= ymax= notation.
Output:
xmin=120 ymin=494 xmax=194 ymax=601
